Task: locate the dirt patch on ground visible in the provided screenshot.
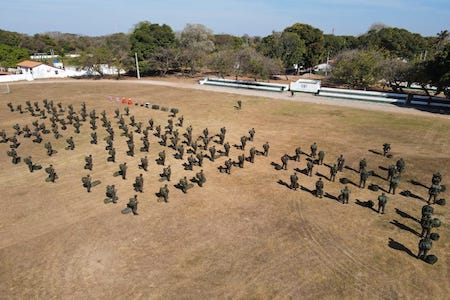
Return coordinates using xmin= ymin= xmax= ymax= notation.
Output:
xmin=0 ymin=80 xmax=449 ymax=299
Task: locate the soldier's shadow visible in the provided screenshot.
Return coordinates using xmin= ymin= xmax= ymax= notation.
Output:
xmin=408 ymin=179 xmax=428 ymax=189
xmin=315 ymin=172 xmax=328 ymax=180
xmin=390 ymin=219 xmax=420 ymax=236
xmin=277 ymin=179 xmax=291 ymax=189
xmin=271 ymin=162 xmax=283 ymax=170
xmin=339 ymin=177 xmax=358 ymax=187
xmin=345 ymin=165 xmax=359 ymax=173
xmin=355 ymin=199 xmax=377 ymax=213
xmin=371 ymin=171 xmax=386 ymax=181
xmin=324 ymin=192 xmax=340 ymax=202
xmin=400 ymin=190 xmax=425 ymax=201
xmin=395 ymin=208 xmax=419 ymax=223
xmin=388 ymin=238 xmax=417 ymax=259
xmin=294 ymin=167 xmax=308 ymax=176
xmin=378 ymin=165 xmax=388 ymax=171
xmin=300 ymin=185 xmax=315 ymax=196
xmin=369 ymin=149 xmax=383 ymax=156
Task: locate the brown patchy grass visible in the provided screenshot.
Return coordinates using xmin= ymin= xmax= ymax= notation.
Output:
xmin=0 ymin=80 xmax=449 ymax=299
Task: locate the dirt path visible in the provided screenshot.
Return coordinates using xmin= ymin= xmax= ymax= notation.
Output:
xmin=13 ymin=78 xmax=450 ymax=119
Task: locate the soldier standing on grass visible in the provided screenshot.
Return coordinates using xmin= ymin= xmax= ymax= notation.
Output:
xmin=295 ymin=147 xmax=302 ymax=162
xmin=126 ymin=195 xmax=139 ymax=215
xmin=281 ymin=154 xmax=289 ymax=170
xmin=359 ymin=169 xmax=369 ymax=188
xmin=195 ymin=170 xmax=206 ymax=187
xmin=315 ymin=178 xmax=324 ymax=198
xmin=119 ymin=162 xmax=127 ymax=180
xmin=377 ymin=193 xmax=388 ymax=214
xmin=359 ymin=158 xmax=367 ymax=173
xmin=290 ymin=172 xmax=299 ymax=190
xmin=310 ymin=142 xmax=317 ymax=159
xmin=84 ymin=154 xmax=93 ymax=170
xmin=307 ymin=160 xmax=314 ymax=177
xmin=249 ymin=146 xmax=256 ymax=163
xmin=330 ymin=164 xmax=338 ymax=182
xmin=82 ymin=174 xmax=92 ymax=192
xmin=318 ymin=150 xmax=325 ymax=165
xmin=263 ymin=141 xmax=270 ymax=157
xmin=340 ymin=186 xmax=350 ymax=204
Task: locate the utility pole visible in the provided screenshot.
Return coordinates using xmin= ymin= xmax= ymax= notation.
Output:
xmin=135 ymin=52 xmax=140 ymax=79
xmin=325 ymin=51 xmax=330 ymax=76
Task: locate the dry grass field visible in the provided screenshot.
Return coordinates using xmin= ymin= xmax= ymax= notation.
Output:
xmin=0 ymin=80 xmax=449 ymax=299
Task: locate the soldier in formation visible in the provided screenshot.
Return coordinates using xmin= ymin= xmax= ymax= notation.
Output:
xmin=223 ymin=142 xmax=231 ymax=157
xmin=84 ymin=154 xmax=93 ymax=170
xmin=45 ymin=164 xmax=57 ymax=182
xmin=66 ymin=136 xmax=75 ymax=150
xmin=82 ymin=174 xmax=92 ymax=192
xmin=248 ymin=128 xmax=255 ymax=141
xmin=359 ymin=169 xmax=369 ymax=188
xmin=387 ymin=164 xmax=396 ymax=182
xmin=396 ymin=158 xmax=405 ymax=174
xmin=420 ymin=213 xmax=433 ymax=238
xmin=119 ymin=162 xmax=127 ymax=180
xmin=340 ymin=186 xmax=350 ymax=204
xmin=377 ymin=193 xmax=388 ymax=214
xmin=238 ymin=154 xmax=245 ymax=168
xmin=196 ymin=152 xmax=204 ymax=167
xmin=249 ymin=146 xmax=256 ymax=163
xmin=315 ymin=178 xmax=324 ymax=198
xmin=417 ymin=237 xmax=432 ymax=260
xmin=428 ymin=184 xmax=441 ymax=204
xmin=240 ymin=136 xmax=247 ymax=150
xmin=389 ymin=176 xmax=400 ymax=194
xmin=329 ymin=164 xmax=338 ymax=182
xmin=134 ymin=174 xmax=144 ymax=193
xmin=263 ymin=141 xmax=270 ymax=157
xmin=295 ymin=147 xmax=301 ymax=162
xmin=225 ymin=158 xmax=233 ymax=174
xmin=124 ymin=195 xmax=139 ymax=215
xmin=139 ymin=156 xmax=149 ymax=171
xmin=108 ymin=147 xmax=116 ymax=163
xmin=431 ymin=172 xmax=442 ymax=185
xmin=179 ymin=176 xmax=190 ymax=193
xmin=105 ymin=185 xmax=118 ymax=203
xmin=310 ymin=142 xmax=317 ymax=159
xmin=290 ymin=172 xmax=299 ymax=190
xmin=317 ymin=150 xmax=325 ymax=165
xmin=307 ymin=160 xmax=314 ymax=177
xmin=162 ymin=165 xmax=172 ymax=181
xmin=281 ymin=154 xmax=289 ymax=170
xmin=158 ymin=184 xmax=170 ymax=202
xmin=359 ymin=158 xmax=367 ymax=173
xmin=383 ymin=143 xmax=391 ymax=157
xmin=209 ymin=145 xmax=216 ymax=162
xmin=195 ymin=170 xmax=206 ymax=187
xmin=90 ymin=131 xmax=97 ymax=144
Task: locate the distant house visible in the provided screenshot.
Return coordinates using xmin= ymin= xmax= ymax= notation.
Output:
xmin=16 ymin=60 xmax=64 ymax=79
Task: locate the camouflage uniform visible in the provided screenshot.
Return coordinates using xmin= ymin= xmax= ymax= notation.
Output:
xmin=224 ymin=142 xmax=231 ymax=157
xmin=359 ymin=158 xmax=367 ymax=173
xmin=295 ymin=147 xmax=301 ymax=162
xmin=383 ymin=143 xmax=391 ymax=157
xmin=225 ymin=158 xmax=233 ymax=174
xmin=315 ymin=178 xmax=324 ymax=198
xmin=249 ymin=146 xmax=256 ymax=163
xmin=66 ymin=137 xmax=75 ymax=150
xmin=263 ymin=142 xmax=270 ymax=157
xmin=134 ymin=174 xmax=144 ymax=193
xmin=281 ymin=154 xmax=289 ymax=170
xmin=428 ymin=184 xmax=441 ymax=204
xmin=158 ymin=184 xmax=169 ymax=202
xmin=238 ymin=154 xmax=245 ymax=168
xmin=209 ymin=145 xmax=216 ymax=162
xmin=340 ymin=186 xmax=350 ymax=204
xmin=290 ymin=172 xmax=299 ymax=190
xmin=140 ymin=156 xmax=149 ymax=171
xmin=90 ymin=131 xmax=98 ymax=144
xmin=389 ymin=176 xmax=400 ymax=195
xmin=248 ymin=128 xmax=255 ymax=141
xmin=417 ymin=237 xmax=432 ymax=260
xmin=196 ymin=152 xmax=204 ymax=167
xmin=307 ymin=160 xmax=314 ymax=177
xmin=420 ymin=214 xmax=433 ymax=238
xmin=387 ymin=164 xmax=396 ymax=182
xmin=196 ymin=170 xmax=206 ymax=187
xmin=82 ymin=175 xmax=92 ymax=192
xmin=359 ymin=169 xmax=369 ymax=188
xmin=45 ymin=165 xmax=57 ymax=182
xmin=240 ymin=136 xmax=247 ymax=150
xmin=84 ymin=154 xmax=93 ymax=170
xmin=377 ymin=193 xmax=388 ymax=214
xmin=330 ymin=164 xmax=338 ymax=182
xmin=119 ymin=163 xmax=127 ymax=180
xmin=310 ymin=142 xmax=317 ymax=158
xmin=317 ymin=150 xmax=325 ymax=165
xmin=126 ymin=195 xmax=139 ymax=215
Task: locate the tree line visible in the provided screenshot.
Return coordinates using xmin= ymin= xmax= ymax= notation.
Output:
xmin=0 ymin=22 xmax=448 ymax=97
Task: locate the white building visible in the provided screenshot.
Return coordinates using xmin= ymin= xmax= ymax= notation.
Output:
xmin=16 ymin=60 xmax=66 ymax=79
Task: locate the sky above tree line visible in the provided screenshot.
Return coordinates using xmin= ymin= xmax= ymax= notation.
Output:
xmin=1 ymin=0 xmax=448 ymax=37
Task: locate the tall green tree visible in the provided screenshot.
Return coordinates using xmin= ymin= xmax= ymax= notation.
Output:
xmin=130 ymin=21 xmax=176 ymax=74
xmin=283 ymin=23 xmax=325 ymax=68
xmin=332 ymin=49 xmax=383 ymax=89
xmin=178 ymin=24 xmax=215 ymax=74
xmin=0 ymin=45 xmax=29 ymax=68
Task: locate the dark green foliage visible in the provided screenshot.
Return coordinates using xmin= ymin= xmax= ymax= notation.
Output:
xmin=424 ymin=255 xmax=438 ymax=265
